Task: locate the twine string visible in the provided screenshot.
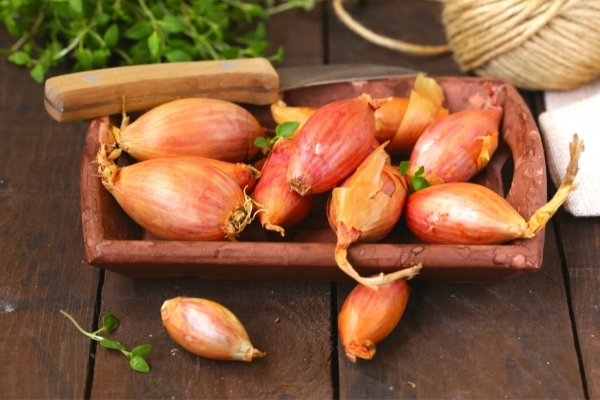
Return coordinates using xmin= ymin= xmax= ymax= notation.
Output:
xmin=332 ymin=0 xmax=600 ymax=90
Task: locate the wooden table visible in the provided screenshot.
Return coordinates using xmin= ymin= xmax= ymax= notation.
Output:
xmin=1 ymin=1 xmax=598 ymax=398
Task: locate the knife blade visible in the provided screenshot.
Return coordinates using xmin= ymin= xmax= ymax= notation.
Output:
xmin=44 ymin=57 xmax=418 ymax=122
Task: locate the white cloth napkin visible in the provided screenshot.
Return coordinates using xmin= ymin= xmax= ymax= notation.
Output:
xmin=538 ymin=79 xmax=600 ymax=217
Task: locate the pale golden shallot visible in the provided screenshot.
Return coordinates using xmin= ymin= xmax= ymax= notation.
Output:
xmin=96 ymin=144 xmax=253 ymax=241
xmin=338 ymin=270 xmax=420 ymax=362
xmin=328 ymin=143 xmax=415 ymax=289
xmin=385 ymin=73 xmax=448 ymax=156
xmin=192 ymin=157 xmax=261 ymax=192
xmin=112 ymin=98 xmax=265 ymax=162
xmin=287 ymin=94 xmax=382 ymax=196
xmin=161 ymin=297 xmax=265 ymax=362
xmin=405 ymin=135 xmax=584 ymax=244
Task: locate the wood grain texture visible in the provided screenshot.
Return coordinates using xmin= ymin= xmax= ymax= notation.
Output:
xmin=90 ymin=277 xmax=334 ymax=398
xmin=556 ymin=210 xmax=600 ymax=398
xmin=337 ymin=222 xmax=585 ymax=399
xmin=0 ymin=195 xmax=100 ymax=398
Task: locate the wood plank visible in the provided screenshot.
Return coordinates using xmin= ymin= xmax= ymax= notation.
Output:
xmin=0 ymin=195 xmax=100 ymax=398
xmin=1 ymin=27 xmax=100 ymax=398
xmin=89 ymin=5 xmax=336 ymax=399
xmin=90 ymin=276 xmax=334 ymax=398
xmin=556 ymin=210 xmax=600 ymax=398
xmin=336 ymin=221 xmax=584 ymax=398
xmin=327 ymin=0 xmax=462 ymax=75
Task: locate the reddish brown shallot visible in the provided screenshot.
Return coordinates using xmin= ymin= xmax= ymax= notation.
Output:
xmin=96 ymin=144 xmax=254 ymax=241
xmin=327 ymin=143 xmax=415 ymax=289
xmin=406 ymin=83 xmax=504 ymax=186
xmin=338 ymin=270 xmax=419 ymax=362
xmin=405 ymin=134 xmax=584 ymax=245
xmin=161 ymin=297 xmax=265 ymax=362
xmin=112 ymin=98 xmax=265 ymax=162
xmin=251 ymin=138 xmax=315 ymax=235
xmin=287 ymin=94 xmax=383 ymax=196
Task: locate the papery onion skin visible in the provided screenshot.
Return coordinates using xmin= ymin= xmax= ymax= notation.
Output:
xmin=114 ymin=98 xmax=265 ymax=162
xmin=97 ymin=149 xmax=252 ymax=241
xmin=161 ymin=297 xmax=265 ymax=362
xmin=385 ymin=73 xmax=448 ymax=156
xmin=328 ymin=143 xmax=412 ymax=288
xmin=404 ymin=182 xmax=528 ymax=245
xmin=338 ymin=278 xmax=411 ymax=362
xmin=407 ymin=84 xmax=503 ymax=186
xmin=374 ymin=97 xmax=409 ymax=143
xmin=286 ymin=94 xmax=381 ymax=196
xmin=251 ymin=138 xmax=315 ymax=235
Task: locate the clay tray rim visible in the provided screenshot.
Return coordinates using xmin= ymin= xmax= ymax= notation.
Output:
xmin=80 ymin=75 xmax=547 ymax=283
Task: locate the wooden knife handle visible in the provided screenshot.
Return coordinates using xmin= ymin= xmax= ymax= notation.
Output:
xmin=44 ymin=58 xmax=280 ymax=122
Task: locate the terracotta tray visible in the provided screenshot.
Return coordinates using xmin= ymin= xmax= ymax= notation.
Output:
xmin=80 ymin=76 xmax=547 ymax=282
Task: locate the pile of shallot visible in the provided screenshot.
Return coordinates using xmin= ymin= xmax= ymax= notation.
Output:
xmin=94 ymin=74 xmax=583 ymax=363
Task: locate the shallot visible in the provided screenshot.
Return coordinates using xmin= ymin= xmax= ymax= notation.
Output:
xmin=338 ymin=271 xmax=419 ymax=362
xmin=287 ymin=94 xmax=382 ymax=196
xmin=96 ymin=144 xmax=253 ymax=241
xmin=405 ymin=83 xmax=503 ymax=186
xmin=328 ymin=143 xmax=416 ymax=288
xmin=112 ymin=98 xmax=265 ymax=162
xmin=405 ymin=134 xmax=584 ymax=244
xmin=161 ymin=297 xmax=265 ymax=362
xmin=251 ymin=137 xmax=315 ymax=236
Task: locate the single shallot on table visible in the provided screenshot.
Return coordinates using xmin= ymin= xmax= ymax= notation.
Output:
xmin=161 ymin=297 xmax=265 ymax=362
xmin=405 ymin=134 xmax=584 ymax=244
xmin=338 ymin=268 xmax=420 ymax=362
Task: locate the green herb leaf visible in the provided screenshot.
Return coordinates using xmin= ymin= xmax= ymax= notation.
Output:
xmin=103 ymin=24 xmax=119 ymax=47
xmin=125 ymin=21 xmax=153 ymax=40
xmin=99 ymin=338 xmax=127 ymax=351
xmin=102 ymin=313 xmax=119 ymax=333
xmin=130 ymin=356 xmax=151 ymax=373
xmin=165 ymin=49 xmax=192 ymax=63
xmin=275 ymin=121 xmax=299 ymax=139
xmin=254 ymin=136 xmax=270 ymax=149
xmin=160 ymin=15 xmax=187 ymax=34
xmin=8 ymin=51 xmax=30 ymax=66
xmin=398 ymin=161 xmax=410 ymax=176
xmin=147 ymin=31 xmax=161 ymax=59
xmin=68 ymin=0 xmax=83 ymax=15
xmin=131 ymin=344 xmax=153 ymax=357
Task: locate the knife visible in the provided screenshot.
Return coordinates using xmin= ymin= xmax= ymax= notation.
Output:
xmin=44 ymin=58 xmax=418 ymax=122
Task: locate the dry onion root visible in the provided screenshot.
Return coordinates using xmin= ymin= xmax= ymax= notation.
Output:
xmin=161 ymin=297 xmax=265 ymax=362
xmin=405 ymin=134 xmax=584 ymax=244
xmin=338 ymin=270 xmax=419 ymax=362
xmin=327 ymin=142 xmax=419 ymax=289
xmin=251 ymin=138 xmax=315 ymax=236
xmin=96 ymin=144 xmax=254 ymax=241
xmin=406 ymin=83 xmax=504 ymax=186
xmin=111 ymin=98 xmax=266 ymax=162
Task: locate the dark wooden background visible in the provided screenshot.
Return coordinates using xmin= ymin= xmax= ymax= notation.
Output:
xmin=1 ymin=1 xmax=598 ymax=398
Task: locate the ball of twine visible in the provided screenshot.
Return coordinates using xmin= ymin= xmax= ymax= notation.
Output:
xmin=333 ymin=0 xmax=600 ymax=91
